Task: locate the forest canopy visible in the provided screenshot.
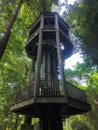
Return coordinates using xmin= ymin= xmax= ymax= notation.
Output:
xmin=67 ymin=0 xmax=98 ymax=67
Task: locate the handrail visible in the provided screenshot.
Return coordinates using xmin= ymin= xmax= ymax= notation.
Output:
xmin=13 ymin=80 xmax=87 ymax=104
xmin=14 ymin=82 xmax=35 ymax=104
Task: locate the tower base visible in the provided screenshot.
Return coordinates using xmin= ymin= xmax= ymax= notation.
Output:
xmin=39 ymin=114 xmax=63 ymax=130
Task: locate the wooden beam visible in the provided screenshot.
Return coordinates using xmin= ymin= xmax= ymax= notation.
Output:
xmin=34 ymin=15 xmax=43 ymax=97
xmin=34 ymin=31 xmax=42 ymax=96
xmin=55 ymin=14 xmax=68 ymax=100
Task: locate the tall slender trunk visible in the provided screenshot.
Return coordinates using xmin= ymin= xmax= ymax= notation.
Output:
xmin=0 ymin=0 xmax=23 ymax=60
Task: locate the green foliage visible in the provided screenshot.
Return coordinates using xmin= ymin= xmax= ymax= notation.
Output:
xmin=64 ymin=62 xmax=98 ymax=130
xmin=70 ymin=117 xmax=90 ymax=130
xmin=0 ymin=0 xmax=17 ymax=37
xmin=64 ymin=3 xmax=98 ymax=128
xmin=63 ymin=0 xmax=98 ymax=129
xmin=67 ymin=0 xmax=98 ymax=67
xmin=65 ymin=1 xmax=98 ymax=126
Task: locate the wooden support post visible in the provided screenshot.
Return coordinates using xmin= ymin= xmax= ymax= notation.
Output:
xmin=55 ymin=14 xmax=68 ymax=100
xmin=34 ymin=15 xmax=44 ymax=97
xmin=34 ymin=30 xmax=43 ymax=96
xmin=32 ymin=58 xmax=36 ymax=81
xmin=39 ymin=116 xmax=63 ymax=130
xmin=21 ymin=116 xmax=33 ymax=130
xmin=24 ymin=116 xmax=32 ymax=124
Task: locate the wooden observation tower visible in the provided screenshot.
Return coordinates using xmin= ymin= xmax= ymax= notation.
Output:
xmin=10 ymin=12 xmax=91 ymax=130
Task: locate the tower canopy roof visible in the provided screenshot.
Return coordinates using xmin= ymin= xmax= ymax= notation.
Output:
xmin=25 ymin=12 xmax=73 ymax=59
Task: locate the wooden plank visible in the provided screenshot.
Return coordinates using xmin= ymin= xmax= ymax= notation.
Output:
xmin=10 ymin=98 xmax=35 ymax=111
xmin=35 ymin=97 xmax=67 ymax=103
xmin=34 ymin=30 xmax=43 ymax=96
xmin=55 ymin=14 xmax=68 ymax=100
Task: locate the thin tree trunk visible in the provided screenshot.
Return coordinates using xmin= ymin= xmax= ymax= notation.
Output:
xmin=0 ymin=0 xmax=23 ymax=60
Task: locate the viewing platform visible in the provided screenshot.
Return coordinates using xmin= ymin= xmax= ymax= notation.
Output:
xmin=10 ymin=12 xmax=91 ymax=130
xmin=10 ymin=81 xmax=90 ymax=117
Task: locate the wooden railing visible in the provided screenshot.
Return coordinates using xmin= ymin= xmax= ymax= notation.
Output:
xmin=66 ymin=82 xmax=87 ymax=102
xmin=13 ymin=80 xmax=87 ymax=104
xmin=14 ymin=82 xmax=34 ymax=104
xmin=37 ymin=80 xmax=60 ymax=96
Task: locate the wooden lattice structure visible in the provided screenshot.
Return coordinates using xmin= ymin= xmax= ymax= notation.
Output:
xmin=10 ymin=12 xmax=91 ymax=130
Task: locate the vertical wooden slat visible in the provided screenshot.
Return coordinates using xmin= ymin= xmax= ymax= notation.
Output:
xmin=55 ymin=14 xmax=68 ymax=100
xmin=34 ymin=15 xmax=43 ymax=97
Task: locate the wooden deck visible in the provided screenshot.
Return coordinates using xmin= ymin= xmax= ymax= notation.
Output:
xmin=10 ymin=82 xmax=91 ymax=117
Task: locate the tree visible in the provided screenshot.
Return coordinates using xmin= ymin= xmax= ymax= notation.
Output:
xmin=66 ymin=0 xmax=98 ymax=67
xmin=0 ymin=0 xmax=24 ymax=60
xmin=0 ymin=0 xmax=58 ymax=60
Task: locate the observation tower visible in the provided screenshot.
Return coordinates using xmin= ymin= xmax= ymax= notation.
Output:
xmin=10 ymin=12 xmax=91 ymax=130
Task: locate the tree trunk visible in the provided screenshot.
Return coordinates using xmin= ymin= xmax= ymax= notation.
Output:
xmin=0 ymin=0 xmax=23 ymax=60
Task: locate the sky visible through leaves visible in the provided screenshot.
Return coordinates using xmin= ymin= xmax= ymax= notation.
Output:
xmin=60 ymin=0 xmax=81 ymax=69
